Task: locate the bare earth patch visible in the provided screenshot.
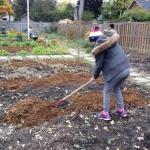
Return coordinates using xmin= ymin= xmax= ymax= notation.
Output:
xmin=0 ymin=55 xmax=150 ymax=149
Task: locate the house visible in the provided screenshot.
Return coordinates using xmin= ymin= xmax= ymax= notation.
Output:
xmin=18 ymin=13 xmax=35 ymax=22
xmin=0 ymin=15 xmax=14 ymax=22
xmin=58 ymin=18 xmax=73 ymax=24
xmin=0 ymin=0 xmax=14 ymax=21
xmin=126 ymin=0 xmax=150 ymax=11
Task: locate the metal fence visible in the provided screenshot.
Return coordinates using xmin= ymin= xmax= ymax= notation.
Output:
xmin=53 ymin=22 xmax=150 ymax=54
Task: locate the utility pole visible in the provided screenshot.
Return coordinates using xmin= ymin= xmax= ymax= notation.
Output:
xmin=27 ymin=0 xmax=30 ymax=39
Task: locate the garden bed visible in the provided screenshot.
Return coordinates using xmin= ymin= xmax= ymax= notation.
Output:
xmin=0 ymin=54 xmax=150 ymax=149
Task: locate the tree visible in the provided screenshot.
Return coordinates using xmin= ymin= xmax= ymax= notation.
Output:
xmin=56 ymin=0 xmax=75 ymax=12
xmin=13 ymin=0 xmax=34 ymax=20
xmin=78 ymin=0 xmax=84 ymax=20
xmin=119 ymin=6 xmax=150 ymax=22
xmin=75 ymin=0 xmax=103 ymax=20
xmin=61 ymin=3 xmax=74 ymax=20
xmin=30 ymin=0 xmax=57 ymax=22
xmin=114 ymin=0 xmax=131 ymax=16
xmin=54 ymin=0 xmax=75 ymax=21
xmin=82 ymin=11 xmax=95 ymax=21
xmin=84 ymin=0 xmax=103 ymax=18
xmin=100 ymin=0 xmax=131 ymax=22
xmin=0 ymin=0 xmax=15 ymax=18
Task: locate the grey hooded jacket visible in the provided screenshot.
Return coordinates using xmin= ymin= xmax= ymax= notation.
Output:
xmin=92 ymin=36 xmax=130 ymax=82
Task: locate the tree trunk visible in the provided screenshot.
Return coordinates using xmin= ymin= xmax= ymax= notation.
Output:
xmin=73 ymin=8 xmax=78 ymax=21
xmin=78 ymin=0 xmax=84 ymax=20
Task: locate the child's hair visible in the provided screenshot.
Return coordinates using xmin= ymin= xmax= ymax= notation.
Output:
xmin=109 ymin=24 xmax=115 ymax=29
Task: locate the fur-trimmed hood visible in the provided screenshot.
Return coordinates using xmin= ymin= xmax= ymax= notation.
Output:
xmin=91 ymin=33 xmax=120 ymax=56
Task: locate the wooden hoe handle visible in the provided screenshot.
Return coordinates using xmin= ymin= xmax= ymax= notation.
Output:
xmin=62 ymin=80 xmax=92 ymax=101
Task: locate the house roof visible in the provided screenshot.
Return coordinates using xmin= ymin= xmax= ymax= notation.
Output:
xmin=127 ymin=0 xmax=150 ymax=10
xmin=18 ymin=13 xmax=35 ymax=21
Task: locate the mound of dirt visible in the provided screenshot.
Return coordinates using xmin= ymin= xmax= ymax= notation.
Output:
xmin=3 ymin=88 xmax=148 ymax=128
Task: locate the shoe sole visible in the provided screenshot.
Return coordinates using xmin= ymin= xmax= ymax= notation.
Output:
xmin=97 ymin=118 xmax=111 ymax=121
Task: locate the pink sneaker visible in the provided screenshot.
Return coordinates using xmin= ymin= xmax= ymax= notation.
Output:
xmin=115 ymin=110 xmax=127 ymax=117
xmin=96 ymin=112 xmax=111 ymax=121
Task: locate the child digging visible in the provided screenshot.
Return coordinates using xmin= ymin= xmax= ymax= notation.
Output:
xmin=89 ymin=30 xmax=130 ymax=120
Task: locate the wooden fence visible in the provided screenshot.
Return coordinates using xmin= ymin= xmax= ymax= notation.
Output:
xmin=53 ymin=22 xmax=150 ymax=54
xmin=0 ymin=21 xmax=149 ymax=54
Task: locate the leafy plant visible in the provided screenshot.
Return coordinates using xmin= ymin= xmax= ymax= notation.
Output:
xmin=0 ymin=34 xmax=7 ymax=37
xmin=31 ymin=45 xmax=70 ymax=55
xmin=0 ymin=49 xmax=9 ymax=56
xmin=107 ymin=138 xmax=115 ymax=144
xmin=17 ymin=50 xmax=28 ymax=56
xmin=46 ymin=42 xmax=55 ymax=48
xmin=31 ymin=46 xmax=49 ymax=55
xmin=7 ymin=34 xmax=18 ymax=38
xmin=22 ymin=41 xmax=32 ymax=46
xmin=12 ymin=41 xmax=22 ymax=46
xmin=29 ymin=41 xmax=38 ymax=47
xmin=0 ymin=41 xmax=10 ymax=46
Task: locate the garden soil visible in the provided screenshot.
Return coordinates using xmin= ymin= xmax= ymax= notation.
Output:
xmin=0 ymin=51 xmax=150 ymax=150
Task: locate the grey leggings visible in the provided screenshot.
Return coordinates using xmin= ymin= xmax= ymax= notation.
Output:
xmin=103 ymin=67 xmax=130 ymax=112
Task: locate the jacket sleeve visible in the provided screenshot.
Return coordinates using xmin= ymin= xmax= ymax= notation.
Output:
xmin=93 ymin=52 xmax=104 ymax=79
